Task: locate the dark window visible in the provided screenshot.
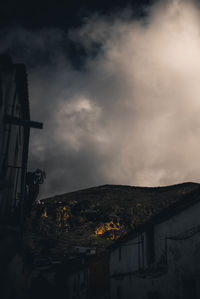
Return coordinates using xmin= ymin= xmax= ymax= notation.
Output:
xmin=0 ymin=80 xmax=2 ymax=108
xmin=146 ymin=226 xmax=155 ymax=265
xmin=18 ymin=110 xmax=22 ymax=145
xmin=119 ymin=246 xmax=122 ymax=261
xmin=147 ymin=291 xmax=160 ymax=299
xmin=73 ymin=277 xmax=76 ymax=291
xmin=83 ymin=269 xmax=87 ymax=284
xmin=182 ymin=279 xmax=197 ymax=299
xmin=117 ymin=286 xmax=122 ymax=299
xmin=14 ymin=137 xmax=19 ymax=166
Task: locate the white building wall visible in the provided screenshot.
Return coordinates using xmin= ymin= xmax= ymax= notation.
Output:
xmin=154 ymin=200 xmax=200 ymax=264
xmin=110 ymin=233 xmax=145 ymax=276
xmin=110 ymin=199 xmax=200 ymax=299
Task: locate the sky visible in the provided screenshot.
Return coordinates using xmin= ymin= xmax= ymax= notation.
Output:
xmin=2 ymin=0 xmax=200 ymax=198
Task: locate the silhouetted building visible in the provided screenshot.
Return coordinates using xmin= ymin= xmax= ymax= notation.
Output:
xmin=0 ymin=54 xmax=43 ymax=298
xmin=0 ymin=54 xmax=43 ymax=224
xmin=35 ymin=183 xmax=200 ymax=299
xmin=109 ymin=187 xmax=200 ymax=299
xmin=59 ymin=251 xmax=109 ymax=299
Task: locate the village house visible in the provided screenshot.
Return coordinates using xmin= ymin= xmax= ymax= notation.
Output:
xmin=0 ymin=55 xmax=43 ymax=298
xmin=109 ymin=186 xmax=200 ymax=299
xmin=60 ymin=249 xmax=110 ymax=299
xmin=0 ymin=54 xmax=30 ymax=224
xmin=54 ymin=183 xmax=200 ymax=299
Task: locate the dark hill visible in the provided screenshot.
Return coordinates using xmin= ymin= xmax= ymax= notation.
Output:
xmin=25 ymin=182 xmax=200 ymax=257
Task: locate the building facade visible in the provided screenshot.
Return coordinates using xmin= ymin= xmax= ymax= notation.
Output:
xmin=0 ymin=55 xmax=42 ymax=225
xmin=59 ymin=250 xmax=109 ymax=299
xmin=0 ymin=55 xmax=30 ymax=223
xmin=109 ymin=189 xmax=200 ymax=299
xmin=0 ymin=55 xmax=42 ymax=299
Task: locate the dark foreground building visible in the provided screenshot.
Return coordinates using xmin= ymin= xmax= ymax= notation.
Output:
xmin=38 ymin=183 xmax=200 ymax=299
xmin=0 ymin=55 xmax=42 ymax=298
xmin=109 ymin=186 xmax=200 ymax=299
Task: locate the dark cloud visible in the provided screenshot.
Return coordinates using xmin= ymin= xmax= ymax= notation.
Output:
xmin=0 ymin=0 xmax=154 ymax=29
xmin=1 ymin=0 xmax=200 ymax=198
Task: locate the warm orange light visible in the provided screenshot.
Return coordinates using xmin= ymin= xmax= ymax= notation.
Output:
xmin=42 ymin=208 xmax=48 ymax=218
xmin=95 ymin=221 xmax=120 ymax=236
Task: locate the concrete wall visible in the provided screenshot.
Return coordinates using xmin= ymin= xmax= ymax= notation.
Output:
xmin=110 ymin=233 xmax=145 ymax=276
xmin=110 ymin=200 xmax=200 ymax=299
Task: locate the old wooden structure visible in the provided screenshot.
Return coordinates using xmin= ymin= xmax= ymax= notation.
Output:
xmin=0 ymin=55 xmax=42 ymax=298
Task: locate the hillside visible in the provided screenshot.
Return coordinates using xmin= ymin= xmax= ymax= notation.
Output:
xmin=24 ymin=182 xmax=200 ymax=257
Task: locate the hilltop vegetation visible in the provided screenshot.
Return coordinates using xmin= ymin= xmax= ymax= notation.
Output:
xmin=24 ymin=182 xmax=199 ymax=257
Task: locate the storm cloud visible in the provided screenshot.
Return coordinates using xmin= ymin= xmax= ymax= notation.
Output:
xmin=1 ymin=0 xmax=200 ymax=197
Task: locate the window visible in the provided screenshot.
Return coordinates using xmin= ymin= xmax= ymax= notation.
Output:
xmin=147 ymin=291 xmax=160 ymax=299
xmin=14 ymin=137 xmax=19 ymax=166
xmin=117 ymin=286 xmax=122 ymax=299
xmin=0 ymin=81 xmax=2 ymax=108
xmin=119 ymin=246 xmax=122 ymax=261
xmin=182 ymin=279 xmax=197 ymax=299
xmin=146 ymin=225 xmax=155 ymax=265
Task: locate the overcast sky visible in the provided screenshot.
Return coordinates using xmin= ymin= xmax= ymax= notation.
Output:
xmin=2 ymin=0 xmax=200 ymax=198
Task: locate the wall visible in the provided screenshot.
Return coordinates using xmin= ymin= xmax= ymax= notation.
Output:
xmin=110 ymin=199 xmax=200 ymax=299
xmin=89 ymin=254 xmax=110 ymax=299
xmin=0 ymin=64 xmax=25 ymax=222
xmin=0 ymin=61 xmax=29 ymax=299
xmin=66 ymin=266 xmax=89 ymax=299
xmin=110 ymin=233 xmax=144 ymax=276
xmin=65 ymin=254 xmax=110 ymax=299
